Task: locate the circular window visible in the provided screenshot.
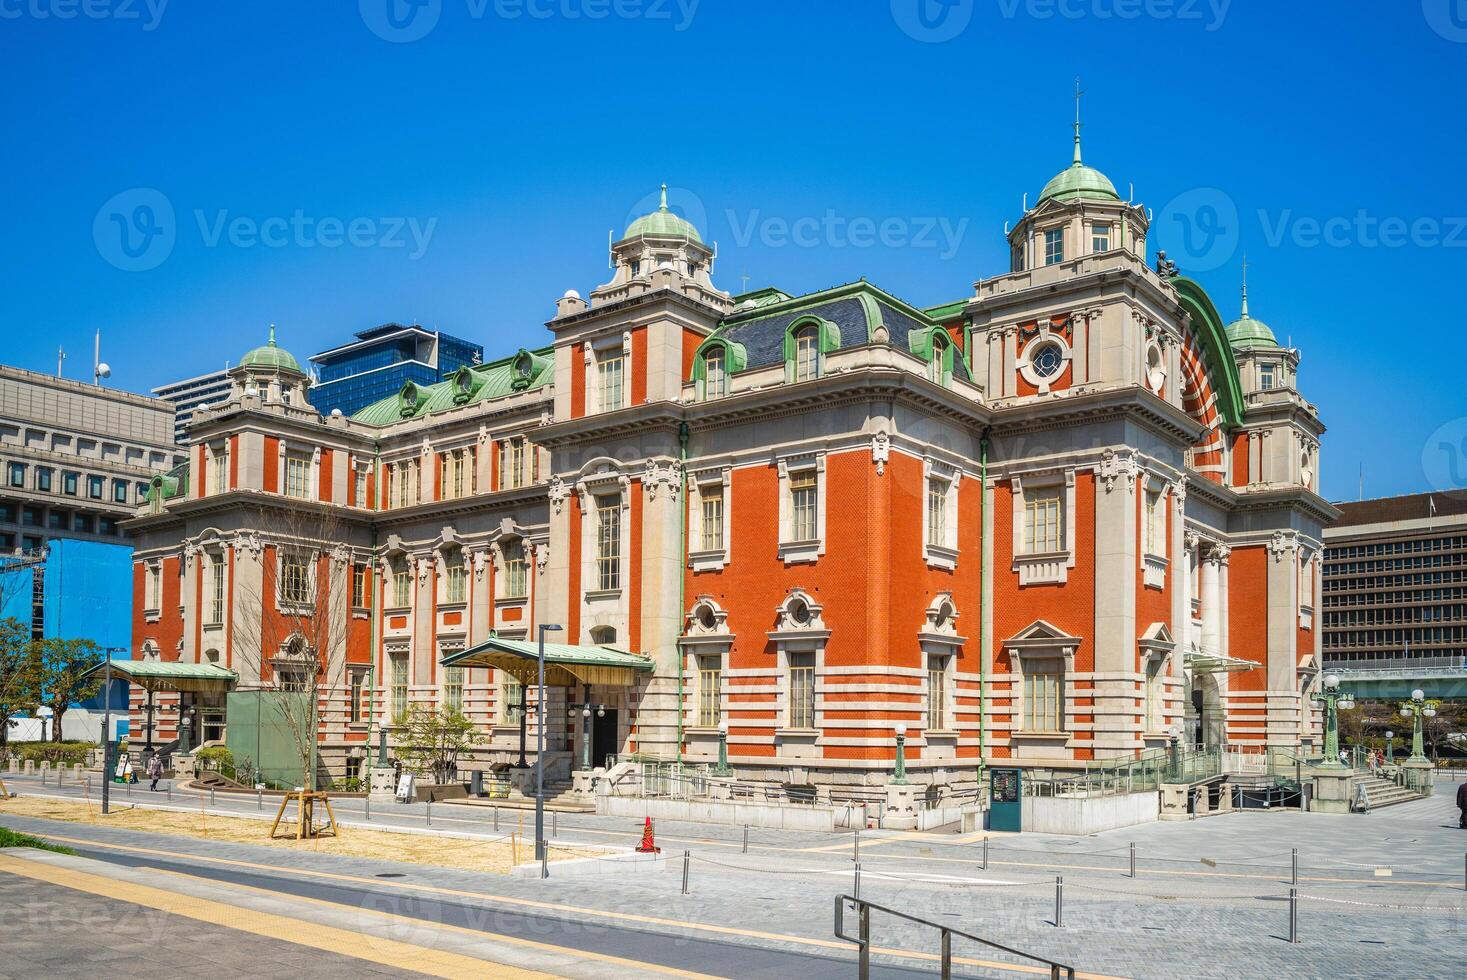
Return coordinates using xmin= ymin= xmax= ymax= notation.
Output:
xmin=1145 ymin=344 xmax=1166 ymax=393
xmin=696 ymin=605 xmax=717 ymax=631
xmin=934 ymin=603 xmax=952 ymax=629
xmin=788 ymin=600 xmax=811 ymax=626
xmin=1030 ymin=342 xmax=1064 ymax=379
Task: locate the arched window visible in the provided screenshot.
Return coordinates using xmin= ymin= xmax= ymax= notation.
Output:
xmin=590 ymin=626 xmax=617 ymax=646
xmin=793 ymin=324 xmax=819 ymax=382
xmin=929 ymin=331 xmax=953 ymax=387
xmin=704 ymin=346 xmax=726 ymax=398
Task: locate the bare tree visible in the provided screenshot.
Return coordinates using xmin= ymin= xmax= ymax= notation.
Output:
xmin=229 ymin=502 xmax=352 ymax=789
xmin=0 ymin=553 xmax=43 ymax=754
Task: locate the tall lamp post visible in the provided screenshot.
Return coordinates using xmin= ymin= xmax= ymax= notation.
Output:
xmin=713 ymin=718 xmax=730 ymax=777
xmin=893 ymin=724 xmax=908 ymax=785
xmin=97 ymin=646 xmax=127 ymax=815
xmin=1384 ymin=730 xmax=1395 ymax=766
xmin=566 ymin=688 xmax=605 ymax=772
xmin=1310 ymin=673 xmax=1355 ymax=768
xmin=534 ymin=623 xmax=562 ymax=867
xmin=1398 ymin=688 xmax=1439 ymax=764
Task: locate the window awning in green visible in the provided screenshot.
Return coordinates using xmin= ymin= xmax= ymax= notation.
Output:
xmin=81 ymin=659 xmax=239 ymax=694
xmin=441 ymin=637 xmax=653 ymax=687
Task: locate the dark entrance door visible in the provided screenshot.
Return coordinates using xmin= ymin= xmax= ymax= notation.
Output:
xmin=591 ymin=709 xmax=619 ymax=769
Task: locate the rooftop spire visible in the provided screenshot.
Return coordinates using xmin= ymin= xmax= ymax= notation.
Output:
xmin=268 ymin=323 xmax=277 ymax=347
xmin=1240 ymin=255 xmax=1249 ymax=318
xmin=1073 ymin=76 xmax=1084 ymax=167
xmin=659 ymin=183 xmax=668 ymax=211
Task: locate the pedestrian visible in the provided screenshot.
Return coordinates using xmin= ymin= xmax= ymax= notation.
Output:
xmin=146 ymin=752 xmax=163 ymax=792
xmin=1456 ymin=780 xmax=1467 ymax=829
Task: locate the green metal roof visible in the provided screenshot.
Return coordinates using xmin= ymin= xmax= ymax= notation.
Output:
xmin=82 ymin=659 xmax=238 ymax=693
xmin=623 ymin=185 xmax=702 ymax=243
xmin=239 ymin=325 xmax=303 ymax=373
xmin=1037 ymin=163 xmax=1120 ymax=205
xmin=145 ymin=461 xmax=190 ymax=503
xmin=1225 ymin=314 xmax=1278 ymax=349
xmin=352 ymin=346 xmax=553 ymax=426
xmin=441 ymin=636 xmax=654 ymax=687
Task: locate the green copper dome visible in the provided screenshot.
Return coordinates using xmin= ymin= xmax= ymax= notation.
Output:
xmin=624 ymin=184 xmax=702 ymax=243
xmin=1225 ymin=314 xmax=1277 ymax=349
xmin=1038 ymin=162 xmax=1120 ymax=205
xmin=239 ymin=326 xmax=303 ymax=372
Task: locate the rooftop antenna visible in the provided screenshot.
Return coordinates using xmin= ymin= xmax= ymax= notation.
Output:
xmin=56 ymin=346 xmax=65 ymax=378
xmin=92 ymin=329 xmax=110 ymax=387
xmin=1022 ymin=191 xmax=1029 ymax=212
xmin=608 ymin=229 xmax=614 ymax=269
xmin=1358 ymin=461 xmax=1363 ymax=501
xmin=740 ymin=271 xmax=750 ymax=293
xmin=1073 ymin=76 xmax=1084 ymax=167
xmin=1128 ymin=182 xmax=1134 ymax=205
xmin=1240 ymin=253 xmax=1249 ymax=318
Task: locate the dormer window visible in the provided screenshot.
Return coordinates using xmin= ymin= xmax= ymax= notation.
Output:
xmin=794 ymin=325 xmax=818 ymax=382
xmin=704 ymin=347 xmax=726 ymax=398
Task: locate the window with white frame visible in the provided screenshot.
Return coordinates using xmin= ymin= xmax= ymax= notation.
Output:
xmin=444 ymin=559 xmax=466 ymax=604
xmin=1023 ymin=486 xmax=1063 ymax=554
xmin=1022 ymin=660 xmax=1064 ymax=732
xmin=1044 ymin=227 xmax=1064 ymax=265
xmin=389 ymin=652 xmax=408 ymax=722
xmin=502 ymin=540 xmax=528 ymax=599
xmin=697 ymin=653 xmax=722 ymax=727
xmin=278 ymin=552 xmax=313 ymax=607
xmin=793 ymin=325 xmax=819 ymax=382
xmin=499 ymin=673 xmax=522 ymax=724
xmin=929 ymin=333 xmax=952 ymax=386
xmin=927 ymin=477 xmax=949 ymax=549
xmin=392 ymin=459 xmax=420 ymax=508
xmin=208 ymin=554 xmax=225 ymax=625
xmin=210 ymin=444 xmax=228 ymax=495
xmin=595 ymin=495 xmax=621 ymax=591
xmin=146 ymin=565 xmax=161 ymax=610
xmin=351 ymin=563 xmax=367 ymax=608
xmin=790 ymin=470 xmax=818 ymax=542
xmin=704 ymin=347 xmax=727 ymax=399
xmin=788 ymin=651 xmax=816 ymax=729
xmin=353 ymin=466 xmax=368 ymax=508
xmin=927 ymin=653 xmax=949 ymax=731
xmin=349 ymin=670 xmax=366 ymax=724
xmin=597 ymin=352 xmax=624 ymax=413
xmin=1259 ymin=363 xmax=1276 ymax=390
xmin=443 ymin=665 xmax=464 ymax=713
xmin=444 ymin=448 xmax=476 ymax=500
xmin=391 ymin=563 xmax=412 ymax=608
xmin=1143 ymin=487 xmax=1165 ymax=557
xmin=1091 ymin=223 xmax=1110 ymax=253
xmin=283 ymin=452 xmax=311 ymax=499
xmin=499 ymin=437 xmax=532 ymax=490
xmin=699 ymin=483 xmax=724 ymax=553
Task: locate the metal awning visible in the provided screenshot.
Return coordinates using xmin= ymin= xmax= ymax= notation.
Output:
xmin=442 ymin=637 xmax=654 ymax=687
xmin=1185 ymin=649 xmax=1260 ymax=675
xmin=82 ymin=659 xmax=239 ymax=694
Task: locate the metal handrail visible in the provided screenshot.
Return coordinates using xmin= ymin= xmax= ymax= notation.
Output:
xmin=834 ymin=894 xmax=1076 ymax=980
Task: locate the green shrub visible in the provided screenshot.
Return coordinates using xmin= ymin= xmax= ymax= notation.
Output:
xmin=14 ymin=741 xmax=94 ymax=766
xmin=0 ymin=827 xmax=76 ymax=854
xmin=195 ymin=746 xmax=235 ymax=771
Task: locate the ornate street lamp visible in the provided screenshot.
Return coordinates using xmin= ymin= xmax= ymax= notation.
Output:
xmin=566 ymin=694 xmax=605 ymax=772
xmin=1384 ymin=730 xmax=1394 ymax=766
xmin=1310 ymin=673 xmax=1354 ymax=768
xmin=1398 ymin=688 xmax=1439 ymax=764
xmin=893 ymin=724 xmax=908 ymax=785
xmin=1167 ymin=724 xmax=1183 ymax=782
xmin=713 ymin=719 xmax=730 ymax=777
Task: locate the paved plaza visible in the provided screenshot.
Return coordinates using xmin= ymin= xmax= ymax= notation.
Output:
xmin=2 ymin=774 xmax=1465 ymax=978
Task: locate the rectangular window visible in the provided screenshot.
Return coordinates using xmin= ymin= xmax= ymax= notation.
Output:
xmin=927 ymin=654 xmax=947 ymax=731
xmin=6 ymin=463 xmax=24 ymax=488
xmin=1144 ymin=488 xmax=1164 ymax=556
xmin=788 ymin=652 xmax=816 ymax=729
xmin=211 ymin=448 xmax=227 ymax=494
xmin=146 ymin=566 xmax=161 ymax=610
xmin=697 ymin=655 xmax=722 ymax=728
xmin=354 ymin=467 xmax=368 ymax=508
xmin=794 ymin=328 xmax=818 ymax=382
xmin=283 ymin=453 xmax=311 ymax=499
xmin=790 ymin=470 xmax=818 ymax=542
xmin=349 ymin=671 xmax=364 ymax=724
xmin=444 ymin=448 xmax=476 ymax=500
xmin=1023 ymin=487 xmax=1062 ymax=554
xmin=596 ymin=496 xmax=621 ymax=591
xmin=208 ymin=555 xmax=225 ymax=625
xmin=351 ymin=563 xmax=367 ymax=607
xmin=1259 ymin=363 xmax=1276 ymax=390
xmin=500 ymin=438 xmax=529 ymax=490
xmin=500 ymin=673 xmax=522 ymax=724
xmin=279 ymin=553 xmax=312 ymax=606
xmin=1044 ymin=227 xmax=1064 ymax=265
xmin=35 ymin=468 xmax=52 ymax=493
xmin=503 ymin=541 xmax=528 ymax=599
xmin=597 ymin=354 xmax=624 ymax=413
xmin=87 ymin=475 xmax=104 ymax=499
xmin=927 ymin=478 xmax=947 ymax=549
xmin=1023 ymin=666 xmax=1063 ymax=732
xmin=444 ymin=666 xmax=464 ymax=713
xmin=445 ymin=563 xmax=466 ymax=604
xmin=704 ymin=348 xmax=727 ymax=398
xmin=390 ymin=653 xmax=408 ymax=722
xmin=393 ymin=460 xmax=419 ymax=508
xmin=392 ymin=567 xmax=411 ymax=608
xmin=1091 ymin=223 xmax=1110 ymax=253
xmin=62 ymin=471 xmax=78 ymax=495
xmin=699 ymin=485 xmax=724 ymax=553
xmin=112 ymin=479 xmax=128 ymax=503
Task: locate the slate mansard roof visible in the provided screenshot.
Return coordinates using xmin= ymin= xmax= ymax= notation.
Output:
xmin=352 ymin=346 xmax=553 ymax=425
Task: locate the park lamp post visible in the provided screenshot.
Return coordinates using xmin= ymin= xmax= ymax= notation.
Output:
xmin=1311 ymin=673 xmax=1354 ymax=768
xmin=713 ymin=718 xmax=730 ymax=777
xmin=893 ymin=724 xmax=908 ymax=785
xmin=534 ymin=623 xmax=562 ymax=866
xmin=1398 ymin=688 xmax=1439 ymax=764
xmin=566 ymin=694 xmax=605 ymax=772
xmin=1167 ymin=723 xmax=1182 ymax=782
xmin=1384 ymin=730 xmax=1395 ymax=766
xmin=97 ymin=646 xmax=127 ymax=815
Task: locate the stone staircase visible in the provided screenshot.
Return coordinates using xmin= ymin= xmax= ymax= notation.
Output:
xmin=1350 ymin=772 xmax=1424 ymax=810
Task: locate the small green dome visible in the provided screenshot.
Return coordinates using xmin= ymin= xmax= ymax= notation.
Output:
xmin=1038 ymin=162 xmax=1120 ymax=205
xmin=624 ymin=184 xmax=702 ymax=243
xmin=240 ymin=326 xmax=302 ymax=372
xmin=1225 ymin=314 xmax=1278 ymax=349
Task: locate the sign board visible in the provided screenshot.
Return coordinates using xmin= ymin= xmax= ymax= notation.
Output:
xmin=988 ymin=767 xmax=1022 ymax=833
xmin=395 ymin=772 xmax=415 ymax=802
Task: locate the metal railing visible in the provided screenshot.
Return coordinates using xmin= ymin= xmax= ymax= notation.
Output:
xmin=834 ymin=894 xmax=1076 ymax=980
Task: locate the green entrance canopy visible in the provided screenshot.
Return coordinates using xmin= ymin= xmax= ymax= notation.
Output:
xmin=82 ymin=659 xmax=239 ymax=694
xmin=1184 ymin=649 xmax=1259 ymax=676
xmin=442 ymin=637 xmax=654 ymax=687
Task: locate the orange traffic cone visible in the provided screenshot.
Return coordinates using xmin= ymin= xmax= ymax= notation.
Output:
xmin=635 ymin=816 xmax=660 ymax=853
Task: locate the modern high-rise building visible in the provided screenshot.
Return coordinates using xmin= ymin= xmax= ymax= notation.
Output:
xmin=152 ymin=369 xmax=233 ymax=443
xmin=0 ymin=365 xmax=186 ymax=554
xmin=1322 ymin=492 xmax=1467 ymax=670
xmin=308 ymin=323 xmax=484 ymax=418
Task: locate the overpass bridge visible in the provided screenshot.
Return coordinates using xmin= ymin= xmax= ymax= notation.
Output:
xmin=1329 ymin=665 xmax=1467 ymax=700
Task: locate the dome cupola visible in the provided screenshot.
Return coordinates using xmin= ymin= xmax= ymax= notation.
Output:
xmin=1224 ymin=262 xmax=1279 ymax=349
xmin=623 ymin=184 xmax=703 ymax=243
xmin=239 ymin=324 xmax=304 ymax=373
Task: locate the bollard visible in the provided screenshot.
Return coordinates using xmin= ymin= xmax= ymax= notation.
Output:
xmin=854 ymin=862 xmax=861 ymax=900
xmin=983 ymin=836 xmax=989 ymax=871
xmin=1055 ymin=876 xmax=1063 ymax=928
xmin=163 ymin=782 xmax=168 ymax=800
xmin=127 ymin=780 xmax=133 ymax=799
xmin=210 ymin=788 xmax=216 ymax=808
xmin=540 ymin=848 xmax=548 ymax=880
xmin=1129 ymin=842 xmax=1136 ymax=879
xmin=426 ymin=798 xmax=432 ymax=827
xmin=854 ymin=827 xmax=860 ymax=862
xmin=553 ymin=810 xmax=558 ymax=838
xmin=257 ymin=788 xmax=263 ymax=811
xmin=494 ymin=806 xmax=499 ymax=832
xmin=742 ymin=825 xmax=749 ymax=854
xmin=40 ymin=766 xmax=47 ymax=786
xmin=1289 ymin=888 xmax=1298 ymax=943
xmin=681 ymin=850 xmax=691 ymax=895
xmin=1292 ymin=848 xmax=1298 ymax=886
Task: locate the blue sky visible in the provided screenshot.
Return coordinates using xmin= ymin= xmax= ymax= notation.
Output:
xmin=3 ymin=1 xmax=1465 ymax=503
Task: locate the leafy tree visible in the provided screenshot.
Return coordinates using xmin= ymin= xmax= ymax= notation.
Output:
xmin=0 ymin=617 xmax=40 ymax=753
xmin=396 ymin=705 xmax=485 ymax=785
xmin=34 ymin=638 xmax=102 ymax=742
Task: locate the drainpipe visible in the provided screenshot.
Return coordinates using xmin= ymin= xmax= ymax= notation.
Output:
xmin=367 ymin=440 xmax=381 ymax=770
xmin=978 ymin=429 xmax=990 ymax=791
xmin=676 ymin=421 xmax=689 ymax=764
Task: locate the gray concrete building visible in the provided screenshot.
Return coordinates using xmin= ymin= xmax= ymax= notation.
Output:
xmin=153 ymin=369 xmax=232 ymax=444
xmin=0 ymin=365 xmax=186 ymax=553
